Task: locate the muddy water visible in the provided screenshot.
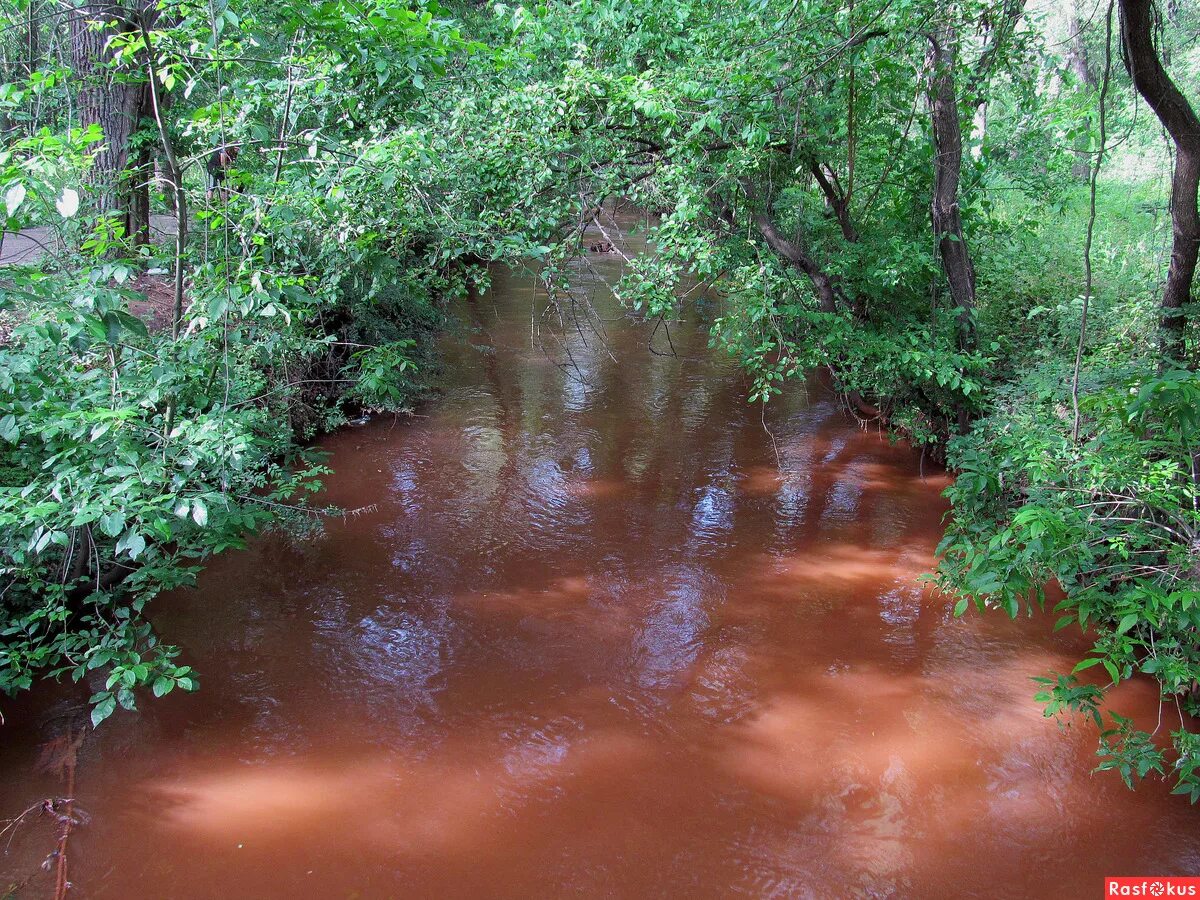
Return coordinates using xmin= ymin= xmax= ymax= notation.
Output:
xmin=3 ymin=215 xmax=1200 ymax=898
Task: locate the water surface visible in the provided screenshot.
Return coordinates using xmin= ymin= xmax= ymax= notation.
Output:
xmin=1 ymin=209 xmax=1198 ymax=897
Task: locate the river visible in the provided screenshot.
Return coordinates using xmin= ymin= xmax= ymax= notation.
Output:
xmin=1 ymin=208 xmax=1198 ymax=897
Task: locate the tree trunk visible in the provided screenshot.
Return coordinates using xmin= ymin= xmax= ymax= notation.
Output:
xmin=68 ymin=1 xmax=148 ymax=234
xmin=810 ymin=161 xmax=859 ymax=243
xmin=927 ymin=28 xmax=977 ymax=352
xmin=142 ymin=24 xmax=187 ymax=339
xmin=751 ymin=209 xmax=841 ymax=314
xmin=156 ymin=157 xmax=177 ymax=214
xmin=808 ymin=161 xmax=868 ymax=317
xmin=1119 ymin=0 xmax=1200 ymax=364
xmin=741 ymin=178 xmax=841 ymax=315
xmin=128 ymin=141 xmax=152 ymax=246
xmin=127 ymin=84 xmax=156 ymax=247
xmin=23 ymin=1 xmax=40 ymax=78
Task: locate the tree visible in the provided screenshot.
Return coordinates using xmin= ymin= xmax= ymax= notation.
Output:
xmin=927 ymin=25 xmax=977 ymax=356
xmin=1118 ymin=0 xmax=1200 ymax=364
xmin=67 ymin=0 xmax=151 ymax=240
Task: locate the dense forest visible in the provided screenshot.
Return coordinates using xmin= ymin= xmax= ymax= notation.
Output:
xmin=1 ymin=0 xmax=1199 ymax=816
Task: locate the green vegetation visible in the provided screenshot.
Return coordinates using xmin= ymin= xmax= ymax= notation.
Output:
xmin=1 ymin=0 xmax=1198 ymax=798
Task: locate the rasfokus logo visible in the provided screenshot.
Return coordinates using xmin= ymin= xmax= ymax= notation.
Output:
xmin=1106 ymin=878 xmax=1200 ymax=897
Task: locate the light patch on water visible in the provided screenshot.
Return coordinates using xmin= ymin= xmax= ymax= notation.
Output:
xmin=457 ymin=422 xmax=508 ymax=508
xmin=821 ymin=464 xmax=865 ymax=526
xmin=879 ymin=584 xmax=923 ymax=664
xmin=494 ymin=716 xmax=583 ymax=812
xmin=690 ymin=481 xmax=735 ymax=547
xmin=631 ymin=567 xmax=720 ymax=694
xmin=687 ymin=643 xmax=756 ymax=724
xmin=389 ymin=458 xmax=422 ymax=512
xmin=340 ymin=605 xmax=451 ymax=713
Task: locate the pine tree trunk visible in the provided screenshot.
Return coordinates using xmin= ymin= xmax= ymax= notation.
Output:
xmin=68 ymin=1 xmax=148 ymax=235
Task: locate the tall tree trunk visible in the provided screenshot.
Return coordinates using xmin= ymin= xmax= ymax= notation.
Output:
xmin=1119 ymin=0 xmax=1200 ymax=364
xmin=927 ymin=28 xmax=976 ymax=353
xmin=128 ymin=140 xmax=152 ymax=246
xmin=23 ymin=0 xmax=40 ymax=78
xmin=68 ymin=1 xmax=148 ymax=235
xmin=1068 ymin=6 xmax=1098 ymax=90
xmin=127 ymin=84 xmax=156 ymax=247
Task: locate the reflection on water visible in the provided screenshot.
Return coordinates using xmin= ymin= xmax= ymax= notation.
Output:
xmin=0 ymin=204 xmax=1198 ymax=898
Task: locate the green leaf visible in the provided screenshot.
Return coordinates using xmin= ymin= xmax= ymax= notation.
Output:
xmin=1103 ymin=659 xmax=1120 ymax=685
xmin=117 ymin=530 xmax=147 ymax=560
xmin=1115 ymin=614 xmax=1139 ymax=636
xmin=90 ymin=695 xmax=116 ymax=728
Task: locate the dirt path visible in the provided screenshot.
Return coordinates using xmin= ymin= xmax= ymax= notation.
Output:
xmin=0 ymin=216 xmax=183 ymax=337
xmin=0 ymin=215 xmax=180 ymax=266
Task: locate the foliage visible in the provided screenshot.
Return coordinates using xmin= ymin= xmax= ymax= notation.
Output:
xmin=0 ymin=0 xmax=478 ymax=724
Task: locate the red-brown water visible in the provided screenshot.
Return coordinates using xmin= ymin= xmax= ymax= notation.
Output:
xmin=1 ymin=214 xmax=1198 ymax=898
